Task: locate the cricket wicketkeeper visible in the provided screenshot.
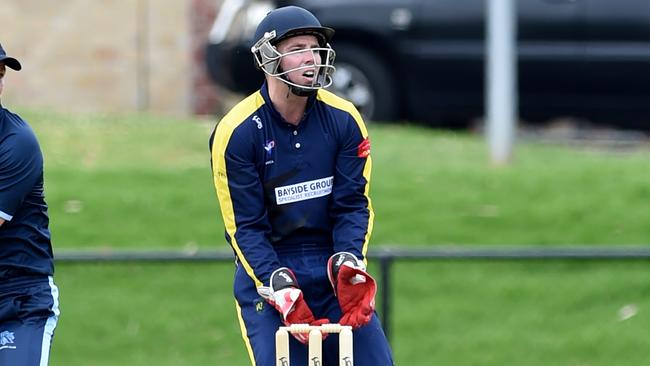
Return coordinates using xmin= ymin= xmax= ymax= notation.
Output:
xmin=210 ymin=6 xmax=393 ymax=366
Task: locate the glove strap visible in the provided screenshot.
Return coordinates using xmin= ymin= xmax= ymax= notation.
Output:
xmin=328 ymin=252 xmax=367 ymax=293
xmin=269 ymin=267 xmax=299 ymax=290
xmin=257 ymin=267 xmax=302 ymax=320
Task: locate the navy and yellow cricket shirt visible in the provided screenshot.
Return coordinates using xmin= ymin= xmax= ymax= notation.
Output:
xmin=210 ymin=83 xmax=373 ymax=287
xmin=0 ymin=105 xmax=53 ymax=278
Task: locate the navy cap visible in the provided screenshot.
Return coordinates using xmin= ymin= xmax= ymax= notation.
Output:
xmin=0 ymin=43 xmax=22 ymax=71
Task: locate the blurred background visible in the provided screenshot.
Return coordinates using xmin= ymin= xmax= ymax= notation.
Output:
xmin=205 ymin=0 xmax=650 ymax=131
xmin=0 ymin=0 xmax=219 ymax=115
xmin=2 ymin=0 xmax=650 ymax=365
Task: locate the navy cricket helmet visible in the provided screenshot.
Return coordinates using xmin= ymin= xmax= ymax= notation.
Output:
xmin=252 ymin=6 xmax=334 ymax=48
xmin=251 ymin=6 xmax=336 ymax=96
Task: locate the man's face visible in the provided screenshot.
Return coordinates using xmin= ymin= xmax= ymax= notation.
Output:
xmin=276 ymin=35 xmax=322 ymax=86
xmin=0 ymin=64 xmax=5 ymax=96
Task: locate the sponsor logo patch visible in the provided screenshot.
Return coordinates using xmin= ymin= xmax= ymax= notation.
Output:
xmin=357 ymin=137 xmax=371 ymax=158
xmin=275 ymin=176 xmax=334 ymax=205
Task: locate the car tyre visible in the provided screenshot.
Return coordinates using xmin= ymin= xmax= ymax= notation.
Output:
xmin=330 ymin=44 xmax=397 ymax=123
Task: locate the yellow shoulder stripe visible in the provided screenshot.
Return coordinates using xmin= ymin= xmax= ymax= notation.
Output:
xmin=316 ymin=90 xmax=374 ymax=261
xmin=317 ymin=89 xmax=369 ymax=138
xmin=211 ymin=91 xmax=265 ymax=287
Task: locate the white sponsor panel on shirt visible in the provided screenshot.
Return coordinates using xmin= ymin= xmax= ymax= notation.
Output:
xmin=275 ymin=176 xmax=334 ymax=205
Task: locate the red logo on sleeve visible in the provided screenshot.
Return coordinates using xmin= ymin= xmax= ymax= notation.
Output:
xmin=357 ymin=137 xmax=371 ymax=158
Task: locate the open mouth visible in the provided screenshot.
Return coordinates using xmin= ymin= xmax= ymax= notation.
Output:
xmin=302 ymin=69 xmax=315 ymax=79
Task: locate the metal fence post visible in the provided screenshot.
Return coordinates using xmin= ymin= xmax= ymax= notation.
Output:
xmin=378 ymin=254 xmax=393 ymax=342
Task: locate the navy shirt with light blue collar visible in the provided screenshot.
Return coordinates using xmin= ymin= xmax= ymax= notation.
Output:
xmin=0 ymin=105 xmax=53 ymax=278
xmin=210 ymin=83 xmax=374 ymax=288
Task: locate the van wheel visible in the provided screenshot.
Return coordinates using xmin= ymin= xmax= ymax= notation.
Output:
xmin=330 ymin=44 xmax=397 ymax=123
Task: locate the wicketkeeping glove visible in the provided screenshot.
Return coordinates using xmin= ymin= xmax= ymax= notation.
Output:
xmin=258 ymin=267 xmax=329 ymax=343
xmin=327 ymin=252 xmax=377 ymax=329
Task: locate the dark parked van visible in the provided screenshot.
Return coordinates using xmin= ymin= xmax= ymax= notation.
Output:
xmin=206 ymin=0 xmax=650 ymax=128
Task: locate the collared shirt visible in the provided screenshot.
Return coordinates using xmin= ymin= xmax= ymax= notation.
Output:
xmin=0 ymin=106 xmax=53 ymax=277
xmin=210 ymin=84 xmax=373 ymax=287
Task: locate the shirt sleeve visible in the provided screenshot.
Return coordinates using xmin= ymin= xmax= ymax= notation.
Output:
xmin=330 ymin=112 xmax=374 ymax=261
xmin=0 ymin=126 xmax=43 ymax=221
xmin=211 ymin=121 xmax=280 ymax=288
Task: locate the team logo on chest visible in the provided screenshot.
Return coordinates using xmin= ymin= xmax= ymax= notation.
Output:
xmin=264 ymin=140 xmax=275 ymax=165
xmin=264 ymin=140 xmax=275 ymax=154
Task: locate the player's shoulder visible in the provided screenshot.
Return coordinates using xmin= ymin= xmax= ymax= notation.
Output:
xmin=316 ymin=90 xmax=364 ymax=123
xmin=215 ymin=91 xmax=266 ymax=134
xmin=316 ymin=90 xmax=367 ymax=134
xmin=317 ymin=89 xmax=359 ymax=114
xmin=0 ymin=113 xmax=41 ymax=170
xmin=0 ymin=108 xmax=38 ymax=147
xmin=316 ymin=89 xmax=355 ymax=112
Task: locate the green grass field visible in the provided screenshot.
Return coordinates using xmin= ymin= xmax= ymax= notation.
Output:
xmin=17 ymin=108 xmax=650 ymax=365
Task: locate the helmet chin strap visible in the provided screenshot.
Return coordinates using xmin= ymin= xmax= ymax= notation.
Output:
xmin=280 ymin=74 xmax=316 ymax=97
xmin=277 ymin=64 xmax=317 ymax=97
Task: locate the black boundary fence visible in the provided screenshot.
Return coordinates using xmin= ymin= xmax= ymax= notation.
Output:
xmin=55 ymin=246 xmax=650 ymax=342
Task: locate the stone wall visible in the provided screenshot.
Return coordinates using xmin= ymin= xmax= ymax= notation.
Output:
xmin=0 ymin=0 xmax=220 ymax=116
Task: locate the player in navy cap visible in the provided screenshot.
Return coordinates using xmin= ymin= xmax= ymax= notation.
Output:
xmin=0 ymin=42 xmax=60 ymax=366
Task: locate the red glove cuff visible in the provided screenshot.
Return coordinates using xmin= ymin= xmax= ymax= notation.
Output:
xmin=327 ymin=253 xmax=377 ymax=329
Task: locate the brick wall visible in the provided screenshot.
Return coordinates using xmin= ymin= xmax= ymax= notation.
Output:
xmin=189 ymin=0 xmax=220 ymax=115
xmin=0 ymin=0 xmax=221 ymax=116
